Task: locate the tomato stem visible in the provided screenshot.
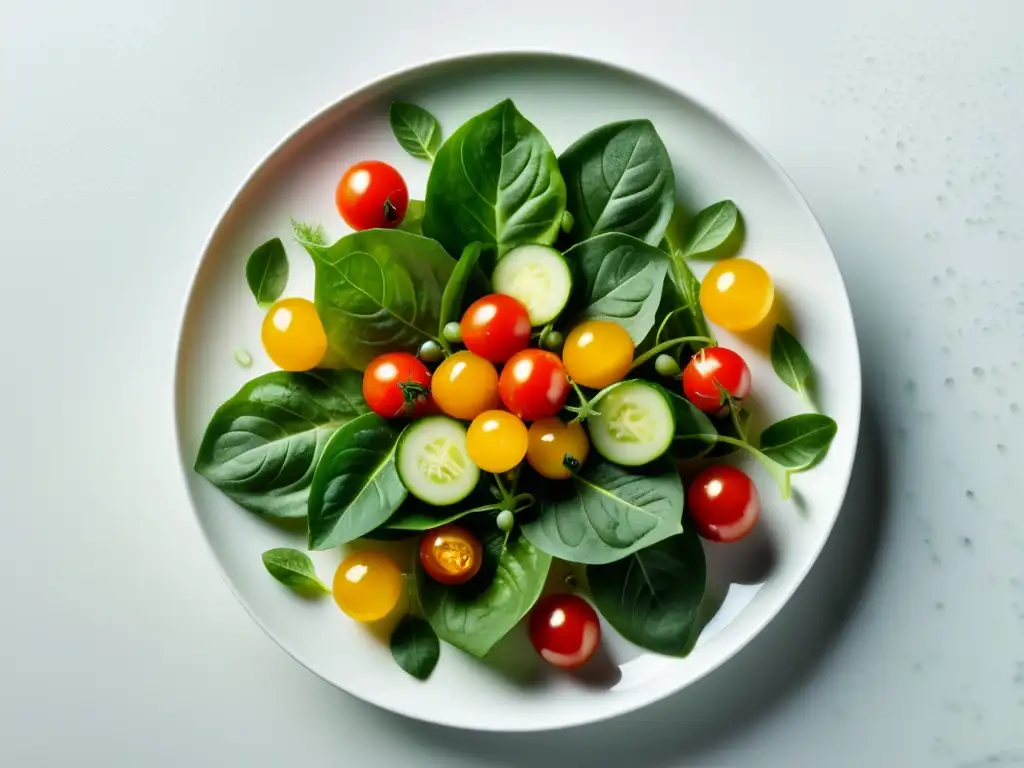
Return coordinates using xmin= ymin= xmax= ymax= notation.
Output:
xmin=629 ymin=336 xmax=715 ymax=371
xmin=565 ymin=379 xmax=602 ymax=422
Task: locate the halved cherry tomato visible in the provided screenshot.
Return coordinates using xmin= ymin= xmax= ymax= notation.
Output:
xmin=681 ymin=346 xmax=751 ymax=414
xmin=460 ymin=294 xmax=532 ymax=363
xmin=499 ymin=349 xmax=569 ymax=422
xmin=467 ymin=410 xmax=528 ymax=473
xmin=335 ymin=160 xmax=408 ymax=231
xmin=528 ymin=594 xmax=601 ymax=670
xmin=419 ymin=524 xmax=483 ymax=586
xmin=688 ymin=465 xmax=760 ymax=542
xmin=362 ymin=352 xmax=432 ymax=418
xmin=431 ymin=350 xmax=501 ymax=421
xmin=526 ymin=418 xmax=590 ymax=480
xmin=562 ymin=320 xmax=634 ymax=390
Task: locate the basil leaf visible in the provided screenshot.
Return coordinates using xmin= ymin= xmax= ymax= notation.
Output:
xmin=390 ymin=615 xmax=440 ymax=680
xmin=306 ymin=413 xmax=407 ymax=550
xmin=261 ymin=548 xmax=328 ymax=596
xmin=586 ymin=529 xmax=705 ymax=655
xmin=565 ymin=233 xmax=670 ymax=345
xmin=758 ymin=414 xmax=837 ymax=469
xmin=397 ymin=199 xmax=425 ymax=235
xmin=438 ymin=242 xmax=485 ymax=334
xmin=423 ymin=99 xmax=566 ymax=258
xmin=194 ymin=370 xmax=369 ymax=518
xmin=245 ymin=238 xmax=289 ymax=308
xmin=770 ymin=325 xmax=816 ymax=404
xmin=389 ymin=102 xmax=442 ymax=161
xmin=521 ymin=459 xmax=684 ymax=565
xmin=311 ymin=229 xmax=454 ymax=370
xmin=653 ymin=384 xmax=718 ymax=459
xmin=558 ymin=120 xmax=675 ymax=247
xmin=418 ymin=523 xmax=551 ymax=658
xmin=677 ymin=200 xmax=744 ymax=260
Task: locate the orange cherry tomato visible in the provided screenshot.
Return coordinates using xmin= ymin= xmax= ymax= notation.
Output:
xmin=419 ymin=524 xmax=484 ymax=585
xmin=431 ymin=351 xmax=501 ymax=421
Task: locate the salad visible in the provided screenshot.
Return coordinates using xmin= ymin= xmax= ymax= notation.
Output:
xmin=195 ymin=98 xmax=837 ymax=681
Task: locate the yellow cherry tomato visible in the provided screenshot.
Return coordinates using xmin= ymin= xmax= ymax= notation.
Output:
xmin=526 ymin=418 xmax=590 ymax=480
xmin=261 ymin=297 xmax=328 ymax=372
xmin=699 ymin=258 xmax=775 ymax=332
xmin=431 ymin=351 xmax=501 ymax=420
xmin=562 ymin=320 xmax=634 ymax=389
xmin=332 ymin=551 xmax=403 ymax=623
xmin=466 ymin=410 xmax=528 ymax=473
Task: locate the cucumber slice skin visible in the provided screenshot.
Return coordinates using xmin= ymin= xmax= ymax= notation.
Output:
xmin=396 ymin=416 xmax=480 ymax=506
xmin=588 ymin=381 xmax=676 ymax=466
xmin=492 ymin=245 xmax=573 ymax=326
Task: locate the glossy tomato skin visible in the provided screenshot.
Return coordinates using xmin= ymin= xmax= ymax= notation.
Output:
xmin=526 ymin=418 xmax=590 ymax=480
xmin=682 ymin=346 xmax=751 ymax=414
xmin=460 ymin=294 xmax=532 ymax=363
xmin=419 ymin=524 xmax=483 ymax=585
xmin=261 ymin=297 xmax=328 ymax=372
xmin=336 ymin=161 xmax=409 ymax=231
xmin=562 ymin=320 xmax=634 ymax=390
xmin=499 ymin=349 xmax=570 ymax=422
xmin=467 ymin=410 xmax=529 ymax=474
xmin=528 ymin=594 xmax=602 ymax=670
xmin=362 ymin=352 xmax=432 ymax=418
xmin=431 ymin=350 xmax=501 ymax=421
xmin=688 ymin=465 xmax=760 ymax=543
xmin=332 ymin=551 xmax=403 ymax=622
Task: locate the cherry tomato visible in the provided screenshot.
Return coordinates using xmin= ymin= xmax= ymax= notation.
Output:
xmin=700 ymin=258 xmax=775 ymax=332
xmin=688 ymin=465 xmax=760 ymax=542
xmin=526 ymin=418 xmax=590 ymax=480
xmin=362 ymin=352 xmax=432 ymax=418
xmin=332 ymin=550 xmax=403 ymax=623
xmin=335 ymin=160 xmax=409 ymax=231
xmin=460 ymin=294 xmax=532 ymax=363
xmin=528 ymin=594 xmax=601 ymax=670
xmin=682 ymin=346 xmax=751 ymax=414
xmin=562 ymin=320 xmax=634 ymax=389
xmin=261 ymin=297 xmax=328 ymax=372
xmin=499 ymin=349 xmax=570 ymax=422
xmin=431 ymin=350 xmax=501 ymax=421
xmin=419 ymin=524 xmax=483 ymax=585
xmin=467 ymin=410 xmax=528 ymax=473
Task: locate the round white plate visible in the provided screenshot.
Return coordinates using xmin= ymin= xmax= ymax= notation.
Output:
xmin=174 ymin=52 xmax=861 ymax=732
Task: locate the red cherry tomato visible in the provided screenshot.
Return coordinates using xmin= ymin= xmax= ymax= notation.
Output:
xmin=499 ymin=349 xmax=569 ymax=422
xmin=528 ymin=594 xmax=601 ymax=670
xmin=336 ymin=161 xmax=409 ymax=231
xmin=362 ymin=352 xmax=432 ymax=418
xmin=688 ymin=465 xmax=760 ymax=543
xmin=460 ymin=294 xmax=532 ymax=363
xmin=682 ymin=346 xmax=751 ymax=414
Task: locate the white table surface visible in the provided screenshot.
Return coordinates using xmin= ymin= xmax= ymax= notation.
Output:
xmin=2 ymin=0 xmax=1022 ymax=765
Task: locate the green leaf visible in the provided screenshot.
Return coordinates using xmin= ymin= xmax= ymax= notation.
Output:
xmin=418 ymin=523 xmax=551 ymax=658
xmin=261 ymin=548 xmax=329 ymax=596
xmin=564 ymin=233 xmax=670 ymax=345
xmin=558 ymin=120 xmax=675 ymax=247
xmin=306 ymin=413 xmax=407 ymax=550
xmin=194 ymin=370 xmax=369 ymax=518
xmin=385 ymin=496 xmax=500 ymax=532
xmin=770 ymin=325 xmax=816 ymax=404
xmin=397 ymin=199 xmax=425 ymax=235
xmin=677 ymin=200 xmax=744 ymax=260
xmin=758 ymin=414 xmax=837 ymax=469
xmin=311 ymin=229 xmax=454 ymax=370
xmin=438 ymin=242 xmax=485 ymax=334
xmin=521 ymin=459 xmax=684 ymax=565
xmin=245 ymin=238 xmax=289 ymax=308
xmin=389 ymin=102 xmax=442 ymax=161
xmin=390 ymin=615 xmax=440 ymax=680
xmin=587 ymin=529 xmax=705 ymax=655
xmin=423 ymin=99 xmax=567 ymax=258
xmin=653 ymin=384 xmax=718 ymax=459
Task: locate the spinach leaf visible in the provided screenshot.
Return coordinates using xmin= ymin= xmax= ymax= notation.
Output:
xmin=558 ymin=120 xmax=675 ymax=247
xmin=261 ymin=548 xmax=329 ymax=596
xmin=676 ymin=200 xmax=744 ymax=260
xmin=564 ymin=233 xmax=670 ymax=345
xmin=438 ymin=242 xmax=485 ymax=334
xmin=306 ymin=413 xmax=407 ymax=550
xmin=311 ymin=229 xmax=454 ymax=370
xmin=397 ymin=199 xmax=425 ymax=235
xmin=586 ymin=528 xmax=705 ymax=655
xmin=194 ymin=370 xmax=369 ymax=518
xmin=389 ymin=102 xmax=442 ymax=161
xmin=758 ymin=414 xmax=837 ymax=469
xmin=390 ymin=615 xmax=440 ymax=680
xmin=654 ymin=384 xmax=718 ymax=459
xmin=770 ymin=325 xmax=816 ymax=405
xmin=423 ymin=99 xmax=566 ymax=258
xmin=418 ymin=523 xmax=551 ymax=658
xmin=521 ymin=459 xmax=684 ymax=565
xmin=245 ymin=238 xmax=289 ymax=308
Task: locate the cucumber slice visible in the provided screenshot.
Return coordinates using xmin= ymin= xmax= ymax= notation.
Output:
xmin=588 ymin=381 xmax=676 ymax=466
xmin=396 ymin=416 xmax=480 ymax=506
xmin=492 ymin=244 xmax=573 ymax=325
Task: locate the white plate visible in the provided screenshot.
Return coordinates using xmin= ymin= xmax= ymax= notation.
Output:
xmin=174 ymin=52 xmax=861 ymax=732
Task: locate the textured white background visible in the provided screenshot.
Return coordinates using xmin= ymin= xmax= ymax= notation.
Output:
xmin=1 ymin=0 xmax=1022 ymax=766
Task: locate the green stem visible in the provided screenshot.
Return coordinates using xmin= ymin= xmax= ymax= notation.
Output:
xmin=493 ymin=473 xmax=511 ymax=505
xmin=699 ymin=435 xmax=791 ymax=500
xmin=512 ymin=493 xmax=535 ymax=511
xmin=630 ymin=336 xmax=716 ymax=371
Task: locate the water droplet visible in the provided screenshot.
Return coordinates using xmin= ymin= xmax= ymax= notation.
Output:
xmin=944 ymin=377 xmax=955 ymax=388
xmin=972 ymin=366 xmax=986 ymax=378
xmin=944 ymin=296 xmax=956 ymax=308
xmin=936 ymin=194 xmax=946 ymax=203
xmin=998 ymin=230 xmax=1007 ymax=239
xmin=233 ymin=348 xmax=252 ymax=367
xmin=895 ymin=164 xmax=905 ymax=172
xmin=941 ymin=345 xmax=951 ymax=355
xmin=896 ymin=140 xmax=906 ymax=151
xmin=931 ymin=275 xmax=942 ymax=286
xmin=965 ymin=491 xmax=975 ymax=501
xmin=1012 ymin=403 xmax=1021 ymax=414
xmin=997 ymin=444 xmax=1008 ymax=454
xmin=945 ymin=267 xmax=956 ymax=277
